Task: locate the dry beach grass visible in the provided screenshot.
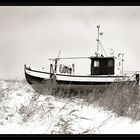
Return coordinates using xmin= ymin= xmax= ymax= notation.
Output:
xmin=0 ymin=79 xmax=140 ymax=134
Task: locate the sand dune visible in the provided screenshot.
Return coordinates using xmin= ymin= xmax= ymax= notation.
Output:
xmin=0 ymin=79 xmax=140 ymax=134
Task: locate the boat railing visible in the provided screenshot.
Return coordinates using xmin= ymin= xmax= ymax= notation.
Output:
xmin=123 ymin=71 xmax=140 ymax=77
xmin=113 ymin=71 xmax=139 ymax=82
xmin=123 ymin=71 xmax=140 ymax=83
xmin=25 ymin=65 xmax=48 ymax=72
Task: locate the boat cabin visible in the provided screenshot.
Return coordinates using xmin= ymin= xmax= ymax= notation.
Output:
xmin=90 ymin=57 xmax=115 ymax=75
xmin=90 ymin=56 xmax=122 ymax=75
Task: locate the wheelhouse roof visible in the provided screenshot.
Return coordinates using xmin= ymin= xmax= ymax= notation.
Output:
xmin=90 ymin=56 xmax=117 ymax=59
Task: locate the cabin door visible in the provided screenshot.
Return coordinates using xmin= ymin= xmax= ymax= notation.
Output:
xmin=100 ymin=60 xmax=108 ymax=75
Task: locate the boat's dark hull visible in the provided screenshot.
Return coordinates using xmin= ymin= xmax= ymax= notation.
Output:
xmin=25 ymin=71 xmax=106 ymax=94
xmin=25 ymin=70 xmax=134 ymax=95
xmin=24 ymin=65 xmax=139 ymax=94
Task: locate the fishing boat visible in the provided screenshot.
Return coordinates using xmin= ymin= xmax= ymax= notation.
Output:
xmin=24 ymin=25 xmax=139 ymax=93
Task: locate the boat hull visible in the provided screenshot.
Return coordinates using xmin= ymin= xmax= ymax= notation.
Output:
xmin=24 ymin=65 xmax=138 ymax=94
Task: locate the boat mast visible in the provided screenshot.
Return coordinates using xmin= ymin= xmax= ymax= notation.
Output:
xmin=96 ymin=25 xmax=100 ymax=57
xmin=97 ymin=25 xmax=100 ymax=53
xmin=95 ymin=25 xmax=107 ymax=57
xmin=54 ymin=51 xmax=61 ymax=73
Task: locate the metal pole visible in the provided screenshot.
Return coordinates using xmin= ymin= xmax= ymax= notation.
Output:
xmin=135 ymin=72 xmax=139 ymax=94
xmin=54 ymin=58 xmax=58 ymax=73
xmin=50 ymin=64 xmax=53 ymax=79
xmin=97 ymin=25 xmax=100 ymax=52
xmin=136 ymin=73 xmax=139 ymax=84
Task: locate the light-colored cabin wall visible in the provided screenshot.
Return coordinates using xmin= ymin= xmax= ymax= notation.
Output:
xmin=114 ymin=58 xmax=122 ymax=76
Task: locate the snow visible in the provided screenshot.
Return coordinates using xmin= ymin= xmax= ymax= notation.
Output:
xmin=0 ymin=80 xmax=7 ymax=89
xmin=0 ymin=79 xmax=140 ymax=134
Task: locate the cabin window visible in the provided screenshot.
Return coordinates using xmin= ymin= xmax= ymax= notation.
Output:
xmin=94 ymin=60 xmax=99 ymax=67
xmin=108 ymin=59 xmax=113 ymax=67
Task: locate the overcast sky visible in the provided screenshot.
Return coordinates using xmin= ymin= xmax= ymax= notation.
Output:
xmin=0 ymin=6 xmax=140 ymax=79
